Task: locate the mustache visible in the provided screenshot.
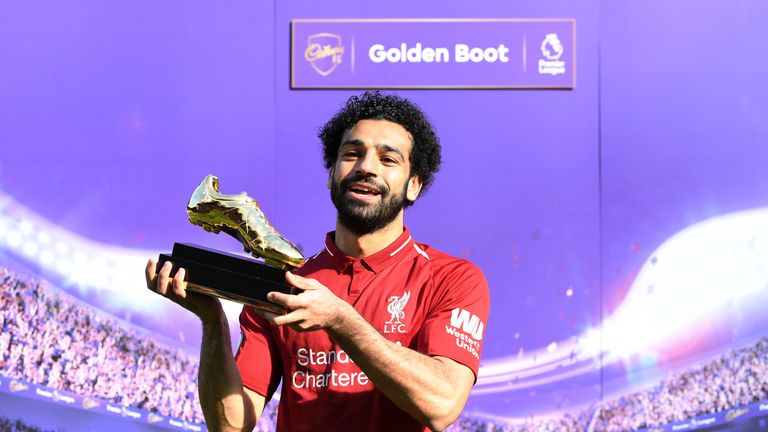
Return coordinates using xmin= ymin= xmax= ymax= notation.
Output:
xmin=339 ymin=174 xmax=389 ymax=196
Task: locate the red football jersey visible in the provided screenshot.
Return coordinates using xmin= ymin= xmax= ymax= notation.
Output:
xmin=235 ymin=228 xmax=490 ymax=432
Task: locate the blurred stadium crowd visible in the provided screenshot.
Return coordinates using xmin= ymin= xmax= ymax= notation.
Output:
xmin=0 ymin=268 xmax=205 ymax=424
xmin=446 ymin=340 xmax=768 ymax=431
xmin=593 ymin=337 xmax=768 ymax=431
xmin=1 ymin=267 xmax=766 ymax=431
xmin=0 ymin=415 xmax=51 ymax=432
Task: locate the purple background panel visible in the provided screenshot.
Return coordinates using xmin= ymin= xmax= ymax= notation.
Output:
xmin=291 ymin=19 xmax=575 ymax=88
xmin=1 ymin=0 xmax=767 ymax=428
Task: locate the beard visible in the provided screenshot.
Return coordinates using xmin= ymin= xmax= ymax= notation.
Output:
xmin=330 ymin=173 xmax=409 ymax=235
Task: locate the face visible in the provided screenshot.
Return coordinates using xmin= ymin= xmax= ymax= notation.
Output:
xmin=329 ymin=119 xmax=422 ymax=235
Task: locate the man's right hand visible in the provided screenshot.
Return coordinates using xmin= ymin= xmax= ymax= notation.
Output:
xmin=145 ymin=258 xmax=224 ymax=324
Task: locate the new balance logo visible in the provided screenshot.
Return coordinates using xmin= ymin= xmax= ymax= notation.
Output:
xmin=449 ymin=308 xmax=484 ymax=341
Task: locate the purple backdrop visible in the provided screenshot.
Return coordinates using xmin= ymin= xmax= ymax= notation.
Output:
xmin=0 ymin=0 xmax=767 ymax=428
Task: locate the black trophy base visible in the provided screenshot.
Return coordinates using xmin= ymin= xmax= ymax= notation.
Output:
xmin=157 ymin=243 xmax=292 ymax=314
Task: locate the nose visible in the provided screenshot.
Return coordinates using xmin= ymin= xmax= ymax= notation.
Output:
xmin=355 ymin=151 xmax=379 ymax=176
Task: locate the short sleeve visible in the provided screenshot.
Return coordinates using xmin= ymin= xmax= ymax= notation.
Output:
xmin=416 ymin=261 xmax=490 ymax=380
xmin=234 ymin=306 xmax=283 ymax=401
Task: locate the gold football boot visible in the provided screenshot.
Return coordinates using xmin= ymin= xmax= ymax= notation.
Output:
xmin=187 ymin=175 xmax=305 ymax=269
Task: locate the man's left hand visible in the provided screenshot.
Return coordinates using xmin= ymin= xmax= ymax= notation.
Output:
xmin=261 ymin=272 xmax=350 ymax=332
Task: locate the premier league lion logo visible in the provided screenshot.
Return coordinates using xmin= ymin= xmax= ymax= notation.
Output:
xmin=304 ymin=33 xmax=345 ymax=76
xmin=541 ymin=33 xmax=564 ymax=60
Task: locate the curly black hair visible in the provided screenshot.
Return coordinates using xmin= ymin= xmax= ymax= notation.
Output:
xmin=318 ymin=91 xmax=442 ymax=201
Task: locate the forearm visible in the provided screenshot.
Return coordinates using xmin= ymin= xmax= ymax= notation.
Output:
xmin=146 ymin=259 xmax=260 ymax=430
xmin=265 ymin=272 xmax=475 ymax=430
xmin=197 ymin=313 xmax=257 ymax=432
xmin=326 ymin=305 xmax=468 ymax=431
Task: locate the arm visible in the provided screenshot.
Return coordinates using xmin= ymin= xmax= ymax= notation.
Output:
xmin=197 ymin=310 xmax=264 ymax=432
xmin=328 ymin=304 xmax=474 ymax=431
xmin=264 ymin=272 xmax=475 ymax=431
xmin=146 ymin=259 xmax=263 ymax=432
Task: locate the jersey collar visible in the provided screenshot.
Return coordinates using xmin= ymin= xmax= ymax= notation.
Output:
xmin=323 ymin=227 xmax=415 ymax=274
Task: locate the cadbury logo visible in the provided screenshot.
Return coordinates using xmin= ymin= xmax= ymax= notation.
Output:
xmin=9 ymin=380 xmax=28 ymax=392
xmin=725 ymin=408 xmax=749 ymax=421
xmin=304 ymin=33 xmax=344 ymax=76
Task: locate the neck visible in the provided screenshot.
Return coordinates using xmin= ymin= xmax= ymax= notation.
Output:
xmin=334 ymin=213 xmax=405 ymax=258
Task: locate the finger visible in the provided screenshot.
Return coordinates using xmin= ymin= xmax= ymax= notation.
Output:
xmin=260 ymin=308 xmax=300 ymax=326
xmin=285 ymin=272 xmax=316 ymax=291
xmin=157 ymin=261 xmax=173 ymax=295
xmin=145 ymin=258 xmax=157 ymax=289
xmin=172 ymin=268 xmax=187 ymax=298
xmin=267 ymin=291 xmax=300 ymax=308
xmin=270 ymin=310 xmax=305 ymax=327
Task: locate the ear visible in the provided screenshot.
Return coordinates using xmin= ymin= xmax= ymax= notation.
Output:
xmin=327 ymin=168 xmax=334 ymax=189
xmin=406 ymin=176 xmax=422 ymax=202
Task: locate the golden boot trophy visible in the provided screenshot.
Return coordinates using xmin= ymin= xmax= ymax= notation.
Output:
xmin=157 ymin=175 xmax=304 ymax=313
xmin=187 ymin=175 xmax=304 ymax=269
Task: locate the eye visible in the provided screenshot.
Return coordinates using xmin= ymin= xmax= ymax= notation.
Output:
xmin=342 ymin=150 xmax=359 ymax=159
xmin=381 ymin=156 xmax=398 ymax=165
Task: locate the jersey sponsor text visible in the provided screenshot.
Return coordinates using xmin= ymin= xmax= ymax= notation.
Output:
xmin=446 ymin=308 xmax=485 ymax=359
xmin=445 ymin=325 xmax=480 ymax=359
xmin=293 ymin=347 xmax=369 ymax=390
xmin=449 ymin=308 xmax=484 ymax=340
xmin=297 ymin=347 xmax=355 ymax=366
xmin=292 ymin=369 xmax=370 ymax=389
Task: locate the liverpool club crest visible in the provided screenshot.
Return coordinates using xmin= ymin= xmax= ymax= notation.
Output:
xmin=384 ymin=291 xmax=410 ymax=334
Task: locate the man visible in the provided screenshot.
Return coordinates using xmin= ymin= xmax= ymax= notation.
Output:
xmin=146 ymin=92 xmax=489 ymax=431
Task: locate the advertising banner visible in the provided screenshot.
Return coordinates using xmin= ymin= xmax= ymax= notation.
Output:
xmin=637 ymin=400 xmax=768 ymax=432
xmin=0 ymin=375 xmax=206 ymax=431
xmin=291 ymin=18 xmax=576 ymax=89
